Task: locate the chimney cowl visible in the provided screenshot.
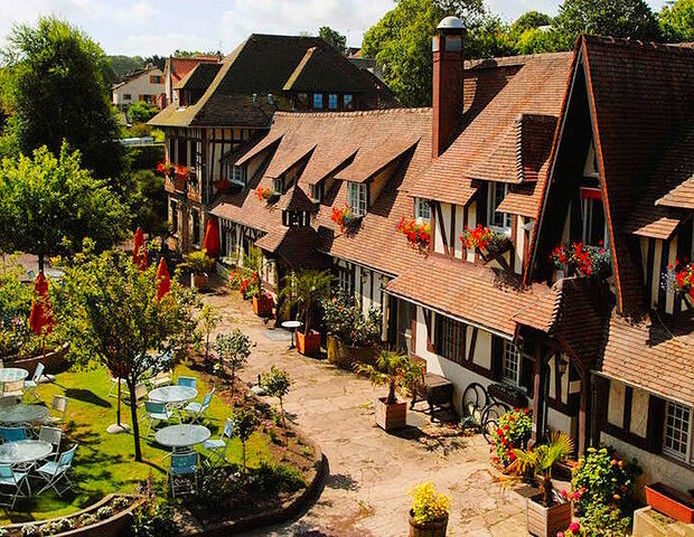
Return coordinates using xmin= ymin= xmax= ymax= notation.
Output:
xmin=437 ymin=16 xmax=464 ymax=30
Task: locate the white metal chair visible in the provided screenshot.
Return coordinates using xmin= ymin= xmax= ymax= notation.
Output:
xmin=43 ymin=395 xmax=68 ymax=425
xmin=203 ymin=417 xmax=234 ymax=466
xmin=1 ymin=380 xmax=24 ymax=400
xmin=183 ymin=388 xmax=215 ymax=424
xmin=38 ymin=426 xmax=62 ymax=461
xmin=144 ymin=401 xmax=172 ymax=437
xmin=36 ymin=444 xmax=77 ymax=497
xmin=24 ymin=363 xmax=44 ymax=401
xmin=107 ymin=372 xmax=126 ymax=398
xmin=150 ymin=369 xmax=173 ymax=389
xmin=168 ymin=452 xmax=197 ymax=499
xmin=0 ymin=464 xmax=29 ymax=509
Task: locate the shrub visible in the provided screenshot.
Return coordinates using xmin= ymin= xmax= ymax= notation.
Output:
xmin=20 ymin=526 xmax=41 ymax=537
xmin=78 ymin=514 xmax=97 ymax=527
xmin=111 ymin=495 xmax=132 ymax=511
xmin=322 ymin=288 xmax=382 ymax=348
xmin=188 ymin=464 xmax=242 ymax=512
xmin=408 ymin=482 xmax=450 ymax=524
xmin=129 ymin=499 xmax=178 ymax=537
xmin=251 ymin=461 xmax=306 ymax=494
xmin=40 ymin=518 xmax=74 ymax=534
xmin=490 ymin=408 xmax=532 ymax=466
xmin=128 ymin=144 xmax=164 ymax=170
xmin=96 ymin=505 xmax=114 ymax=520
xmin=128 ymin=101 xmax=159 ymax=123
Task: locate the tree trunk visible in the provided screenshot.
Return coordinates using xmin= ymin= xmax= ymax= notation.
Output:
xmin=38 ymin=254 xmax=45 ymax=273
xmin=280 ymin=397 xmax=286 ymax=429
xmin=242 ymin=442 xmax=247 ymax=473
xmin=387 ymin=380 xmax=397 ymax=405
xmin=541 ymin=475 xmax=554 ymax=507
xmin=127 ymin=380 xmax=143 ymax=462
xmin=117 ymin=380 xmax=122 ymax=426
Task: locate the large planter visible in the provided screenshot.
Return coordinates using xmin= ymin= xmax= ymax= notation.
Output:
xmin=3 ymin=342 xmax=69 ymax=376
xmin=645 ymin=482 xmax=694 ymax=524
xmin=375 ymin=397 xmax=407 ymax=432
xmin=326 ymin=335 xmax=379 ymax=369
xmin=192 ymin=272 xmax=208 ymax=290
xmin=253 ymin=295 xmax=273 ymax=318
xmin=297 ymin=330 xmax=321 ymax=356
xmin=526 ymin=495 xmax=572 ymax=537
xmin=408 ymin=511 xmax=448 ymax=537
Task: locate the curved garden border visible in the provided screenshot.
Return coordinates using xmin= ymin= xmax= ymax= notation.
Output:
xmin=3 ymin=343 xmax=70 ymax=376
xmin=186 ymin=424 xmax=326 ymax=536
xmin=3 ymin=493 xmax=145 ymax=537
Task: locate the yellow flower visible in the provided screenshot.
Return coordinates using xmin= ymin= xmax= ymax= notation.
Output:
xmin=409 ymin=482 xmax=451 ymax=524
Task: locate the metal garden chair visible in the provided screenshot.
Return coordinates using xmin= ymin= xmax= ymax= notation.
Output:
xmin=144 ymin=400 xmax=173 ymax=437
xmin=168 ymin=452 xmax=197 ymax=499
xmin=24 ymin=363 xmax=44 ymax=401
xmin=38 ymin=426 xmax=62 ymax=461
xmin=0 ymin=464 xmax=29 ymax=509
xmin=176 ymin=376 xmax=197 ymax=389
xmin=43 ymin=395 xmax=68 ymax=426
xmin=203 ymin=417 xmax=234 ymax=466
xmin=0 ymin=427 xmax=26 ymax=443
xmin=36 ymin=444 xmax=77 ymax=497
xmin=183 ymin=388 xmax=214 ymax=424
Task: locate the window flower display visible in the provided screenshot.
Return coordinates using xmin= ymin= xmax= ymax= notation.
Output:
xmin=331 ymin=205 xmax=361 ymax=233
xmin=155 ymin=161 xmax=175 ymax=176
xmin=397 ymin=216 xmax=430 ymax=251
xmin=551 ymin=241 xmax=611 ymax=278
xmin=256 ymin=186 xmax=279 ymax=204
xmin=460 ymin=224 xmax=508 ymax=254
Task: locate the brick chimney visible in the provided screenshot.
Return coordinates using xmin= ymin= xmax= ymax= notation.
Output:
xmin=432 ymin=16 xmax=464 ymax=158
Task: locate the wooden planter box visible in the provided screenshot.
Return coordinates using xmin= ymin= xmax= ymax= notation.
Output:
xmin=252 ymin=295 xmax=273 ymax=317
xmin=488 ymin=383 xmax=529 ymax=409
xmin=326 ymin=335 xmax=378 ymax=369
xmin=526 ymin=495 xmax=572 ymax=537
xmin=297 ymin=330 xmax=321 ymax=356
xmin=645 ymin=482 xmax=694 ymax=524
xmin=375 ymin=397 xmax=407 ymax=432
xmin=408 ymin=511 xmax=448 ymax=537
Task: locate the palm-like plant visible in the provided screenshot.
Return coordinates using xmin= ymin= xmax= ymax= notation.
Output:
xmin=279 ymin=270 xmax=332 ymax=333
xmin=511 ymin=432 xmax=574 ymax=507
xmin=356 ymin=351 xmax=423 ymax=405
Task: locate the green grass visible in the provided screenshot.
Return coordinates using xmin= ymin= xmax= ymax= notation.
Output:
xmin=1 ymin=364 xmax=271 ymax=524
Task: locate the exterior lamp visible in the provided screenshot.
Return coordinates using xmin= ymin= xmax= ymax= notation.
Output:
xmin=557 ymin=355 xmax=569 ymax=377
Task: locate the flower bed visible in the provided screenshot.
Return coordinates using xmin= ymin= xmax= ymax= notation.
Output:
xmin=460 ymin=225 xmax=509 ymax=256
xmin=3 ymin=342 xmax=69 ymax=376
xmin=397 ymin=216 xmax=430 ymax=251
xmin=331 ymin=205 xmax=362 ymax=233
xmin=490 ymin=408 xmax=532 ymax=467
xmin=155 ymin=161 xmax=174 ymax=176
xmin=551 ymin=241 xmax=611 ymax=278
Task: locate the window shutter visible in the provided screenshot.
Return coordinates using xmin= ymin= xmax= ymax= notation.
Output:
xmin=646 ymin=395 xmax=666 ymax=454
xmin=491 ymin=336 xmax=504 ymax=380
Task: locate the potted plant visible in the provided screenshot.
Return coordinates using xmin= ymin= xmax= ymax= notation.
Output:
xmin=237 ymin=247 xmax=272 ymax=316
xmin=397 ymin=216 xmax=431 ymax=252
xmin=645 ymin=482 xmax=694 ymax=524
xmin=356 ymin=351 xmax=423 ymax=432
xmin=408 ymin=481 xmax=450 ymax=537
xmin=279 ymin=270 xmax=332 ymax=356
xmin=510 ymin=432 xmax=574 ymax=537
xmin=183 ymin=249 xmax=214 ymax=290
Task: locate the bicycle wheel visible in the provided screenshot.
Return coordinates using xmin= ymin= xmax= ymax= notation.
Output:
xmin=461 ymin=382 xmax=488 ymax=425
xmin=481 ymin=401 xmax=510 ymax=444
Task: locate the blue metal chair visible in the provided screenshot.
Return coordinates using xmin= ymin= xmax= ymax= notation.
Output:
xmin=144 ymin=400 xmax=172 ymax=436
xmin=0 ymin=464 xmax=29 ymax=509
xmin=24 ymin=363 xmax=45 ymax=401
xmin=203 ymin=417 xmax=234 ymax=465
xmin=169 ymin=452 xmax=197 ymax=498
xmin=0 ymin=427 xmax=26 ymax=443
xmin=36 ymin=444 xmax=77 ymax=497
xmin=176 ymin=376 xmax=197 ymax=389
xmin=183 ymin=388 xmax=214 ymax=424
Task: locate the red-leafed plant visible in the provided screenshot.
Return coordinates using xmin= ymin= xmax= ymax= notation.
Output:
xmin=551 ymin=241 xmax=610 ymax=278
xmin=397 ymin=216 xmax=430 ymax=251
xmin=663 ymin=257 xmax=694 ymax=299
xmin=460 ymin=224 xmax=507 ymax=253
xmin=331 ymin=205 xmax=361 ymax=233
xmin=174 ymin=164 xmax=193 ymax=178
xmin=213 ymin=179 xmax=232 ymax=194
xmin=155 ymin=161 xmax=174 ymax=176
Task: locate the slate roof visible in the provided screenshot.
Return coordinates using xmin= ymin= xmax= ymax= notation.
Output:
xmin=175 ymin=62 xmax=222 ymax=90
xmin=283 ymin=47 xmax=379 ymax=93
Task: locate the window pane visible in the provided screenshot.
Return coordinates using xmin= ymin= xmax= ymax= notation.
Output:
xmin=344 ymin=94 xmax=353 ymax=109
xmin=437 ymin=316 xmax=464 ymax=364
xmin=503 ymin=343 xmax=521 ymax=385
xmin=313 ymin=94 xmax=323 ymax=109
xmin=664 ymin=402 xmax=691 ymax=460
xmin=415 ymin=198 xmax=431 ymax=220
xmin=328 ymin=94 xmax=338 ymax=109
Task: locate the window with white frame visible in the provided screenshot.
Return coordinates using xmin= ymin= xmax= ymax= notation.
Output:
xmin=337 ymin=266 xmax=353 ymax=295
xmin=273 ymin=177 xmax=284 ymax=194
xmin=488 ymin=182 xmax=512 ymax=231
xmin=502 ymin=341 xmax=522 ymax=386
xmin=310 ymin=182 xmax=323 ymax=202
xmin=230 ymin=165 xmax=246 ymax=186
xmin=414 ymin=198 xmax=431 ymax=222
xmin=347 ymin=182 xmax=367 ymax=216
xmin=664 ymin=401 xmax=691 ymax=461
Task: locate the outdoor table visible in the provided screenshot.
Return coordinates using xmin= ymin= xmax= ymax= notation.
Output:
xmin=0 ymin=440 xmax=52 ymax=466
xmin=0 ymin=368 xmax=29 ymax=383
xmin=148 ymin=385 xmax=197 ymax=406
xmin=155 ymin=424 xmax=210 ymax=452
xmin=0 ymin=404 xmax=49 ymax=425
xmin=281 ymin=320 xmax=302 ymax=349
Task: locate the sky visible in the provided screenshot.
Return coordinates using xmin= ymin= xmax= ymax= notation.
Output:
xmin=0 ymin=0 xmax=671 ymax=57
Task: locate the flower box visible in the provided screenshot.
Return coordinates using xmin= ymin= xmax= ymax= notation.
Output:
xmin=397 ymin=216 xmax=430 ymax=252
xmin=297 ymin=330 xmax=321 ymax=356
xmin=551 ymin=242 xmax=610 ymax=278
xmin=256 ymin=186 xmax=280 ymax=204
xmin=645 ymin=482 xmax=694 ymax=524
xmin=375 ymin=397 xmax=407 ymax=432
xmin=459 ymin=225 xmax=510 ymax=259
xmin=488 ymin=383 xmax=529 ymax=409
xmin=331 ymin=205 xmax=362 ymax=233
xmin=252 ymin=294 xmax=274 ymax=318
xmin=526 ymin=495 xmax=572 ymax=537
xmin=326 ymin=334 xmax=379 ymax=369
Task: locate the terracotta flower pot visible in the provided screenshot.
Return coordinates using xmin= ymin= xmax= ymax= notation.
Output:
xmin=646 ymin=482 xmax=694 ymax=524
xmin=374 ymin=397 xmax=407 ymax=432
xmin=408 ymin=511 xmax=448 ymax=537
xmin=297 ymin=330 xmax=321 ymax=356
xmin=526 ymin=495 xmax=572 ymax=537
xmin=252 ymin=295 xmax=273 ymax=317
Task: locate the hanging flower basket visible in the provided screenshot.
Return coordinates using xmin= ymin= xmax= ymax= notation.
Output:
xmin=550 ymin=241 xmax=610 ymax=278
xmin=460 ymin=224 xmax=510 ymax=258
xmin=397 ymin=216 xmax=430 ymax=252
xmin=331 ymin=205 xmax=362 ymax=233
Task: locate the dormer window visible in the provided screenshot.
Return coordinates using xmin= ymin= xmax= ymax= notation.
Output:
xmin=230 ymin=165 xmax=246 ymax=186
xmin=347 ymin=182 xmax=367 ymax=217
xmin=310 ymin=183 xmax=323 ymax=202
xmin=273 ymin=177 xmax=285 ymax=194
xmin=313 ymin=94 xmax=323 ymax=109
xmin=580 ymin=187 xmax=608 ymax=247
xmin=414 ymin=198 xmax=431 ymax=222
xmin=487 ymin=182 xmax=511 ymax=232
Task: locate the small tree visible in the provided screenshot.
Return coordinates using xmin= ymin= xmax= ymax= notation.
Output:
xmin=128 ymin=100 xmax=159 ymax=123
xmin=197 ymin=304 xmax=220 ymax=361
xmin=355 ymin=350 xmax=423 ymax=405
xmin=279 ymin=270 xmax=332 ymax=334
xmin=318 ymin=26 xmax=347 ymax=54
xmin=232 ymin=405 xmax=260 ymax=473
xmin=215 ymin=329 xmax=252 ymax=397
xmin=261 ymin=366 xmax=292 ymax=430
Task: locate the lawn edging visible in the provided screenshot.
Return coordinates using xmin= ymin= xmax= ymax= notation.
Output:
xmin=188 ymin=424 xmax=326 ymax=536
xmin=4 ymin=493 xmax=145 ymax=537
xmin=3 ymin=342 xmax=70 ymax=376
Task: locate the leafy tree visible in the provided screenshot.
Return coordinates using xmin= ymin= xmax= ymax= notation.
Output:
xmin=214 ymin=329 xmax=252 ymax=396
xmin=51 ymin=245 xmax=198 ymax=461
xmin=144 ymin=54 xmax=166 ymax=70
xmin=197 ymin=304 xmax=221 ymax=362
xmin=318 ymin=26 xmax=347 ymax=54
xmin=231 ymin=405 xmax=260 ymax=473
xmin=173 ymin=50 xmax=222 ymax=59
xmin=0 ymin=143 xmax=130 ymax=272
xmin=279 ymin=270 xmax=332 ymax=334
xmin=107 ymin=55 xmax=145 ymax=80
xmin=128 ymin=100 xmax=160 ymax=124
xmin=660 ymin=0 xmax=694 ymax=42
xmin=261 ymin=366 xmax=292 ymax=429
xmin=1 ymin=17 xmax=125 ymax=180
xmin=511 ymin=11 xmax=554 ymax=37
xmin=513 ymin=27 xmax=567 ymax=54
xmin=125 ymin=169 xmax=168 ymax=238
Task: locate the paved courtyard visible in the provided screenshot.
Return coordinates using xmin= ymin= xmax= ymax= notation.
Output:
xmin=203 ymin=285 xmax=526 ymax=536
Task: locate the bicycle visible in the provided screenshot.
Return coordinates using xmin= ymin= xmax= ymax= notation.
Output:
xmin=461 ymin=382 xmax=510 ymax=443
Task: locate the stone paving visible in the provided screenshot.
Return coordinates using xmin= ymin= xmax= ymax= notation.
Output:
xmin=202 ymin=285 xmax=527 ymax=536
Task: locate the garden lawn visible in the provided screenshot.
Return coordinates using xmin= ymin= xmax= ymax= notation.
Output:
xmin=0 ymin=364 xmax=271 ymax=525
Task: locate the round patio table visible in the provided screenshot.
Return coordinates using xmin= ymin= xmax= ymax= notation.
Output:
xmin=148 ymin=386 xmax=197 ymax=406
xmin=0 ymin=404 xmax=48 ymax=425
xmin=0 ymin=368 xmax=29 ymax=383
xmin=0 ymin=440 xmax=52 ymax=465
xmin=281 ymin=320 xmax=302 ymax=349
xmin=155 ymin=424 xmax=210 ymax=451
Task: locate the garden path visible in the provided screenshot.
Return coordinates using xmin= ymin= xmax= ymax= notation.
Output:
xmin=203 ymin=283 xmax=527 ymax=537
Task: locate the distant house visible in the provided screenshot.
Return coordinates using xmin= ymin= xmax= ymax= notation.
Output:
xmin=112 ymin=65 xmax=165 ymax=110
xmin=162 ymin=56 xmax=221 ymax=108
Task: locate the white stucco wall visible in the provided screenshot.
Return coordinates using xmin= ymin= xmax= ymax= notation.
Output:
xmin=466 ymin=202 xmax=477 ymax=263
xmin=547 ymin=407 xmax=574 ymax=436
xmin=113 ymin=68 xmax=164 ymax=107
xmin=608 ymin=380 xmax=626 ymax=427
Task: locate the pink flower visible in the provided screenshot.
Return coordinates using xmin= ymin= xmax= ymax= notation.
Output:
xmin=569 ymin=522 xmax=580 ymax=532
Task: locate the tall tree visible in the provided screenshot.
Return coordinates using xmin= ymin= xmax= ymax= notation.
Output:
xmin=660 ymin=0 xmax=694 ymax=42
xmin=0 ymin=143 xmax=129 ymax=271
xmin=318 ymin=26 xmax=347 ymax=54
xmin=1 ymin=17 xmax=124 ymax=180
xmin=510 ymin=11 xmax=554 ymax=38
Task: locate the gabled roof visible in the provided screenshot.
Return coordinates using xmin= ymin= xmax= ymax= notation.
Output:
xmin=335 ymin=137 xmax=420 ymax=183
xmin=174 ymin=62 xmax=222 ymax=90
xmin=283 ymin=47 xmax=377 ymax=93
xmin=264 ymin=144 xmax=315 ymax=179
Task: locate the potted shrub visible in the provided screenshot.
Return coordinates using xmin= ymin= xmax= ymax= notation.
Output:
xmin=511 ymin=432 xmax=574 ymax=537
xmin=356 ymin=351 xmax=423 ymax=432
xmin=408 ymin=481 xmax=450 ymax=537
xmin=279 ymin=270 xmax=332 ymax=356
xmin=234 ymin=247 xmax=272 ymax=315
xmin=183 ymin=249 xmax=214 ymax=290
xmin=490 ymin=408 xmax=532 ymax=468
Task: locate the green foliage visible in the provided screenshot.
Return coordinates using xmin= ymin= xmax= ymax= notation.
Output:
xmin=129 ymin=498 xmax=178 ymax=537
xmin=355 ymin=350 xmax=423 ymax=405
xmin=127 ymin=144 xmax=164 ymax=169
xmin=318 ymin=26 xmax=347 ymax=54
xmin=0 ymin=255 xmax=32 ymax=356
xmin=1 ymin=16 xmax=124 ymax=180
xmin=261 ymin=366 xmax=292 ymax=429
xmin=123 ymin=169 xmax=167 ymax=238
xmin=279 ymin=269 xmax=332 ymax=333
xmin=128 ymin=101 xmax=160 ymax=124
xmin=510 ymin=11 xmax=554 ymax=37
xmin=107 ymin=55 xmax=145 ymax=80
xmin=0 ymin=143 xmax=130 ymax=270
xmin=214 ymin=329 xmax=252 ymax=393
xmin=322 ymin=288 xmax=383 ymax=347
xmin=182 ymin=249 xmax=214 ymax=275
xmin=660 ymin=0 xmax=694 ymax=41
xmin=251 ymin=461 xmax=306 ymax=494
xmin=491 ymin=408 xmax=532 ymax=466
xmin=232 ymin=405 xmax=261 ymax=472
xmin=196 ymin=304 xmax=220 ymax=361
xmin=173 ymin=49 xmax=221 ymax=59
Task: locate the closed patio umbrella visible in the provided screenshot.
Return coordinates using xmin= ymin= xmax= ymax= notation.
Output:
xmin=203 ymin=217 xmax=220 ymax=258
xmin=156 ymin=258 xmax=171 ymax=300
xmin=29 ymin=272 xmax=54 ymax=336
xmin=133 ymin=228 xmax=147 ymax=270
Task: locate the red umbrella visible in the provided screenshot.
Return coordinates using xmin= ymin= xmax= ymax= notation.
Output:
xmin=156 ymin=258 xmax=171 ymax=300
xmin=133 ymin=228 xmax=147 ymax=270
xmin=203 ymin=217 xmax=220 ymax=258
xmin=29 ymin=272 xmax=54 ymax=336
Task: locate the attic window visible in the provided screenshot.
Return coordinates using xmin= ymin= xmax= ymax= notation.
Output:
xmin=580 ymin=187 xmax=607 ymax=248
xmin=230 ymin=165 xmax=246 ymax=186
xmin=584 ymin=144 xmax=599 ymax=179
xmin=414 ymin=198 xmax=431 ymax=222
xmin=347 ymin=182 xmax=367 ymax=217
xmin=313 ymin=94 xmax=323 ymax=109
xmin=310 ymin=183 xmax=323 ymax=202
xmin=273 ymin=177 xmax=285 ymax=195
xmin=328 ymin=94 xmax=338 ymax=110
xmin=487 ymin=182 xmax=511 ymax=232
xmin=344 ymin=94 xmax=353 ymax=110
